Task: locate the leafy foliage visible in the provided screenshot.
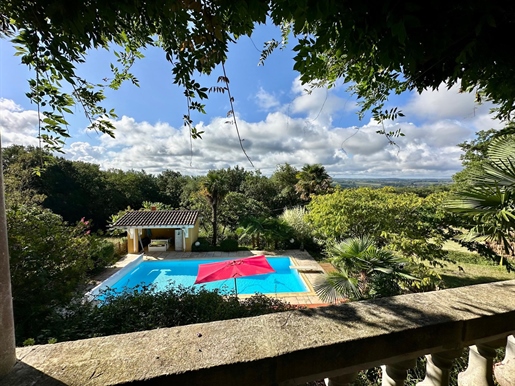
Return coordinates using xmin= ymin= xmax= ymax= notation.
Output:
xmin=307 ymin=187 xmax=449 ymax=263
xmin=3 ymin=147 xmax=168 ymax=230
xmin=191 ymin=237 xmax=213 ymax=252
xmin=219 ymin=238 xmax=239 ymax=252
xmin=200 ymin=170 xmax=230 ymax=246
xmin=315 ymin=237 xmax=418 ymax=302
xmin=270 ymin=163 xmax=302 ymax=209
xmin=3 ymin=0 xmax=515 ymax=152
xmin=295 ymin=164 xmax=333 ymax=201
xmin=157 ymin=170 xmax=187 ymax=209
xmin=219 ymin=192 xmax=270 ymax=234
xmin=2 ymin=0 xmax=268 ymax=147
xmin=286 ymin=2 xmax=515 ymax=121
xmin=446 ymin=133 xmax=515 ymax=264
xmin=453 ymin=129 xmax=499 ymax=189
xmin=87 ymin=236 xmax=118 ymax=273
xmin=2 ymin=145 xmax=49 ymax=206
xmin=280 ymin=206 xmax=314 ymax=248
xmin=7 ymin=204 xmax=107 ymax=341
xmin=237 ymin=216 xmax=294 ymax=250
xmin=36 ymin=286 xmax=297 ymax=344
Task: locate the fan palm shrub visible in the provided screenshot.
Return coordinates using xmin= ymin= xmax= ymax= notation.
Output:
xmin=446 ymin=134 xmax=515 ymax=265
xmin=315 ymin=236 xmax=418 ymax=303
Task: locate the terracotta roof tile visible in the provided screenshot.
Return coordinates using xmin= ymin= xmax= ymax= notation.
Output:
xmin=112 ymin=210 xmax=199 ymax=227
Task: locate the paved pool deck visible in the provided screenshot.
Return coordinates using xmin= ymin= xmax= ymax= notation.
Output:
xmin=92 ymin=250 xmax=327 ymax=306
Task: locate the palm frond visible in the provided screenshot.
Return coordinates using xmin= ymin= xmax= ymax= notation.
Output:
xmin=445 ymin=185 xmax=514 ymax=215
xmin=392 ymin=271 xmax=420 ymax=281
xmin=487 ymin=135 xmax=515 ymax=161
xmin=479 ymin=158 xmax=515 ymax=187
xmin=315 ymin=271 xmax=361 ymax=303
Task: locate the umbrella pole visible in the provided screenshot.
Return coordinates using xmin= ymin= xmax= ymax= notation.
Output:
xmin=234 ymin=277 xmax=238 ymax=298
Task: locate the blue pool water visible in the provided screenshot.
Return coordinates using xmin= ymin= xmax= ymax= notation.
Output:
xmin=104 ymin=257 xmax=308 ymax=296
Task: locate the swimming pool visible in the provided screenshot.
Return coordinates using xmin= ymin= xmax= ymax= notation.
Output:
xmin=90 ymin=256 xmax=309 ymax=297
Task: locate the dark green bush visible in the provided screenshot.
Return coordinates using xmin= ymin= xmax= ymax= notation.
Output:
xmin=7 ymin=204 xmax=95 ymax=343
xmin=37 ymin=285 xmax=298 ymax=344
xmin=88 ymin=238 xmax=117 ymax=273
xmin=192 ymin=237 xmax=212 ymax=251
xmin=220 ymin=238 xmax=239 ymax=251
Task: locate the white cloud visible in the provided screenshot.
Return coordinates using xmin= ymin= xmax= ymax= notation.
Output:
xmin=254 ymin=87 xmax=280 ymax=110
xmin=1 ymin=82 xmax=489 ymax=179
xmin=288 ymin=77 xmax=357 ymax=128
xmin=0 ymin=98 xmax=39 ymax=147
xmin=403 ymin=83 xmax=502 ymax=132
xmin=404 ymin=84 xmax=475 ymax=120
xmin=63 ymin=110 xmax=474 ymax=178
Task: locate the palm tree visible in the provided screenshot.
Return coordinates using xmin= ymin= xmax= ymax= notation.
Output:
xmin=200 ymin=171 xmax=228 ymax=246
xmin=315 ymin=237 xmax=417 ymax=303
xmin=237 ymin=217 xmax=266 ymax=249
xmin=237 ymin=217 xmax=292 ymax=250
xmin=295 ymin=164 xmax=332 ymax=201
xmin=446 ymin=134 xmax=515 ymax=265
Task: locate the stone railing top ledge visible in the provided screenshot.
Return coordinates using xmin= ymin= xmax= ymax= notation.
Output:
xmin=5 ymin=280 xmax=515 ymax=386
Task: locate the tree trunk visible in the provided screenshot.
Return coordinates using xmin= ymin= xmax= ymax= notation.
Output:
xmin=211 ymin=203 xmax=218 ymax=246
xmin=0 ymin=143 xmax=16 ymax=376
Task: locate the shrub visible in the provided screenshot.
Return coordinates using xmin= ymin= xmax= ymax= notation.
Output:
xmin=108 ymin=237 xmax=128 ymax=256
xmin=7 ymin=204 xmax=94 ymax=343
xmin=220 ymin=238 xmax=239 ymax=251
xmin=38 ymin=285 xmax=298 ymax=344
xmin=88 ymin=238 xmax=117 ymax=273
xmin=192 ymin=237 xmax=212 ymax=251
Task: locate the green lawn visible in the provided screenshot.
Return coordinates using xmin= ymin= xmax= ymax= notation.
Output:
xmin=435 ymin=249 xmax=515 ymax=289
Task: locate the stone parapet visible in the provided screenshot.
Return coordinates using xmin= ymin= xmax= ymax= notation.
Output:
xmin=3 ymin=280 xmax=515 ymax=385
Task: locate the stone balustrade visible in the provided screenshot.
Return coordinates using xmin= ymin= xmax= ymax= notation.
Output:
xmin=3 ymin=280 xmax=515 ymax=386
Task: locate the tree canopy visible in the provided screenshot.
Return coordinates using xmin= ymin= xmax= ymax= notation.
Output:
xmin=306 ymin=187 xmax=449 ymax=262
xmin=2 ymin=0 xmax=515 ymax=374
xmin=2 ymin=1 xmax=515 ymax=148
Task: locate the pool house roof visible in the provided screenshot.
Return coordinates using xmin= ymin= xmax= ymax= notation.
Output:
xmin=112 ymin=210 xmax=199 ymax=229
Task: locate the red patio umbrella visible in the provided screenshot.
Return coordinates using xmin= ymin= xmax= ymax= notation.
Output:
xmin=194 ymin=255 xmax=275 ymax=297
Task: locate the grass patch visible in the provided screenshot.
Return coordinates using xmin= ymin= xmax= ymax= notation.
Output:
xmin=442 ymin=239 xmax=474 ymax=253
xmin=445 ymin=250 xmax=497 ymax=266
xmin=435 ymin=250 xmax=514 ymax=289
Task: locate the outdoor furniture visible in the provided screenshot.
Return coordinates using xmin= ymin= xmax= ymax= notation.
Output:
xmin=148 ymin=239 xmax=169 ymax=252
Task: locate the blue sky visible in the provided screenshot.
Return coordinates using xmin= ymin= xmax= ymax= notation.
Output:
xmin=0 ymin=24 xmax=503 ymax=178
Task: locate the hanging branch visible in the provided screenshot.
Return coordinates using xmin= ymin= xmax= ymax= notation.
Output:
xmin=182 ymin=83 xmax=206 ymax=167
xmin=219 ymin=61 xmax=254 ymax=167
xmin=373 ymin=107 xmax=405 ymax=147
xmin=184 ymin=96 xmax=194 ymax=167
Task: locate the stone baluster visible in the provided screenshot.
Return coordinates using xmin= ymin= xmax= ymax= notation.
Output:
xmin=416 ymin=349 xmax=463 ymax=386
xmin=494 ymin=335 xmax=515 ymax=386
xmin=382 ymin=359 xmax=417 ymax=386
xmin=325 ymin=371 xmax=358 ymax=386
xmin=458 ymin=338 xmax=506 ymax=386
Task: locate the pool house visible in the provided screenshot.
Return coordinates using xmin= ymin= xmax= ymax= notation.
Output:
xmin=111 ymin=209 xmax=200 ymax=253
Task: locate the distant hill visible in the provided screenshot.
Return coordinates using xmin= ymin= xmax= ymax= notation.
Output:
xmin=332 ymin=178 xmax=452 ymax=189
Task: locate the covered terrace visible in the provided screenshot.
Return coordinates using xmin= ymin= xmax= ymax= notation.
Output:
xmin=111 ymin=210 xmax=200 ymax=253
